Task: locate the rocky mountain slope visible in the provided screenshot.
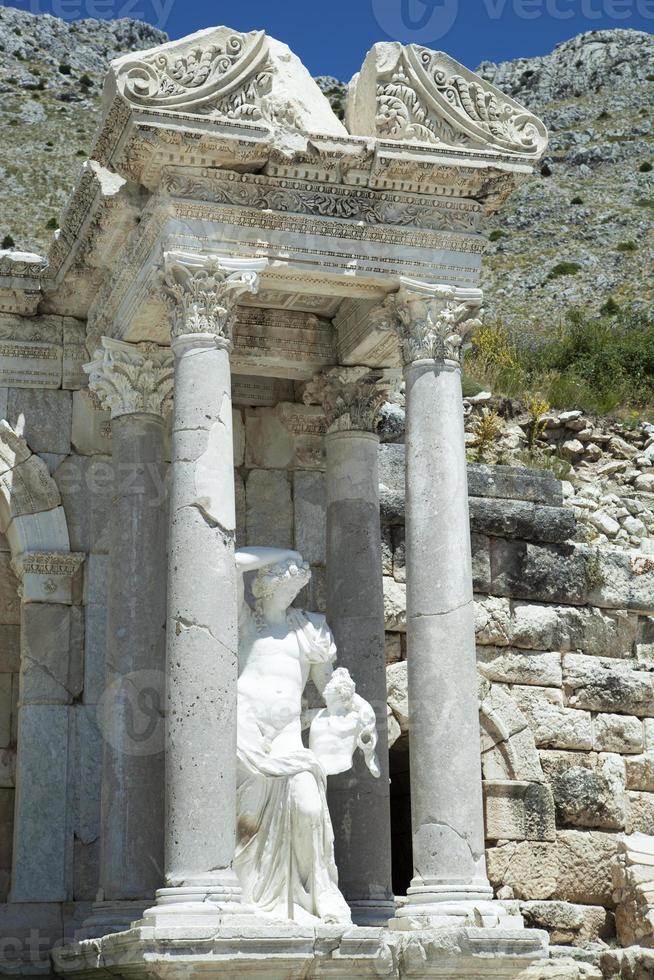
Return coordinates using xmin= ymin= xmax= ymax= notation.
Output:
xmin=0 ymin=6 xmax=165 ymax=250
xmin=0 ymin=9 xmax=652 ymax=335
xmin=477 ymin=29 xmax=654 ymax=332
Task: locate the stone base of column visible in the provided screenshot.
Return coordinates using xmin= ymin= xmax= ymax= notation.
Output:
xmin=349 ymin=899 xmax=396 ymax=927
xmin=391 ymin=877 xmax=526 ymax=932
xmin=140 ymin=870 xmax=246 ymax=930
xmin=54 ymin=922 xmax=549 ymax=978
xmin=81 ymin=901 xmax=151 ymax=938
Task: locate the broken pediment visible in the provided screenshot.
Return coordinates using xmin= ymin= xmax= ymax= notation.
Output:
xmin=346 ymin=42 xmax=548 ymax=159
xmin=105 ymin=26 xmax=346 ymax=139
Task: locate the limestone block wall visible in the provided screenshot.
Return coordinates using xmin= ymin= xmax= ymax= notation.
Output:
xmin=376 ymin=444 xmax=654 ymax=947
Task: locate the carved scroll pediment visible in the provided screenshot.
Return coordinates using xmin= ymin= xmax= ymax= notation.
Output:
xmin=114 ymin=29 xmax=275 ymax=121
xmin=348 ymin=42 xmax=548 ymax=158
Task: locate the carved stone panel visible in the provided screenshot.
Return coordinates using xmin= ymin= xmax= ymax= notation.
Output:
xmin=232 ymin=307 xmax=336 ymax=380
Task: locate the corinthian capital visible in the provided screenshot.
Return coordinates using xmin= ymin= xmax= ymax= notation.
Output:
xmin=303 ymin=366 xmax=396 ymax=434
xmin=84 ymin=337 xmax=174 ymax=420
xmin=371 ymin=279 xmax=483 ymax=366
xmin=163 ymin=252 xmax=267 ymax=347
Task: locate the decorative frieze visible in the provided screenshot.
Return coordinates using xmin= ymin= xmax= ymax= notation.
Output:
xmin=84 ymin=338 xmax=174 ymax=420
xmin=163 ymin=252 xmax=266 ymax=346
xmin=62 ymin=319 xmax=88 ymax=391
xmin=0 ymin=340 xmax=62 ymax=390
xmin=371 ymin=279 xmax=483 ymax=366
xmin=232 ymin=376 xmax=294 ymax=408
xmin=232 ymin=306 xmax=335 ymax=380
xmin=163 ymin=168 xmax=483 ymax=233
xmin=303 ymin=367 xmax=396 ymax=434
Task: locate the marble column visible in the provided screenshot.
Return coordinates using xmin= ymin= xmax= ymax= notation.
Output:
xmin=373 ymin=280 xmax=495 ymax=927
xmin=147 ymin=252 xmax=266 ymax=922
xmin=308 ymin=367 xmax=394 ymax=925
xmin=83 ymin=338 xmax=172 ymax=929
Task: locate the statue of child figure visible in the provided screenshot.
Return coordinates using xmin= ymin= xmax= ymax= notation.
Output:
xmin=309 ymin=667 xmax=380 ymax=779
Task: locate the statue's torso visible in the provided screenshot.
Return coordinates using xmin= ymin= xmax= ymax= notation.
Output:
xmin=238 ymin=623 xmax=311 ymax=741
xmin=309 ymin=710 xmax=361 ymax=775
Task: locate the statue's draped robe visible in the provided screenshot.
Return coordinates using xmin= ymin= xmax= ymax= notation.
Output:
xmin=235 ymin=610 xmax=349 ymax=923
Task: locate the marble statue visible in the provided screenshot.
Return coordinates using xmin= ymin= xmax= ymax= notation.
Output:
xmin=234 ymin=547 xmax=379 ymax=925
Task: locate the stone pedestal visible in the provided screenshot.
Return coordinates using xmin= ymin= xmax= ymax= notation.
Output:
xmin=146 ymin=252 xmax=265 ymax=922
xmin=317 ymin=368 xmax=394 ymax=925
xmin=373 ymin=282 xmax=508 ymax=928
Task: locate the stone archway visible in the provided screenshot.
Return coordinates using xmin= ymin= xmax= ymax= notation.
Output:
xmin=479 ymin=682 xmax=545 ymax=783
xmin=0 ymin=420 xmax=83 ymax=903
xmin=387 ymin=669 xmax=554 ymax=896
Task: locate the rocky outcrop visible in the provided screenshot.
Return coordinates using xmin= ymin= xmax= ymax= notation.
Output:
xmin=477 ymin=30 xmax=654 ymax=108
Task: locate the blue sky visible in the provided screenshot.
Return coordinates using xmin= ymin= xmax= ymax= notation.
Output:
xmin=6 ymin=0 xmax=654 ymax=77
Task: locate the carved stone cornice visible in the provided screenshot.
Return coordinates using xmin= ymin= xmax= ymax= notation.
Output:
xmin=84 ymin=337 xmax=174 ymax=419
xmin=163 ymin=252 xmax=267 ymax=347
xmin=371 ymin=280 xmax=483 ymax=366
xmin=348 ymin=43 xmax=548 ymax=158
xmin=303 ymin=366 xmax=397 ymax=434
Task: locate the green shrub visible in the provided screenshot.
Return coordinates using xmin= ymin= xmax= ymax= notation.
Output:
xmin=58 ymin=63 xmax=72 ymax=75
xmin=636 ymin=198 xmax=654 ymax=209
xmin=489 ymin=229 xmax=508 ymax=242
xmin=547 ymin=261 xmax=581 ymax=280
xmin=466 ymin=308 xmax=654 ymax=415
xmin=639 ymin=162 xmax=653 ymax=173
xmin=600 ymin=296 xmax=620 ymax=315
xmin=79 ymin=74 xmax=93 ymax=88
xmin=570 ymin=196 xmax=584 ymax=205
xmin=2 ymin=235 xmax=16 ymax=249
xmin=616 ymin=241 xmax=638 ymax=252
xmin=45 ymin=218 xmax=58 ymax=230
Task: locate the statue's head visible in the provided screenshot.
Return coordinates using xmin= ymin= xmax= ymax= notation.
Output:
xmin=324 ymin=667 xmax=356 ymax=714
xmin=252 ymin=557 xmax=311 ymax=609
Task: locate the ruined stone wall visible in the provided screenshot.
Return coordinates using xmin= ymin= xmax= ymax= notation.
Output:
xmin=377 ymin=444 xmax=654 ymax=949
xmin=1 ymin=385 xmax=654 ymax=955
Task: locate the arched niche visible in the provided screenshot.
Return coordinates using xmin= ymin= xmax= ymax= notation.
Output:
xmin=0 ymin=420 xmax=83 ymax=904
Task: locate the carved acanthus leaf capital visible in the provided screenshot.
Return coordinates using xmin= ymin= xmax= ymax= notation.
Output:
xmin=371 ymin=280 xmax=483 ymax=366
xmin=163 ymin=252 xmax=267 ymax=346
xmin=84 ymin=337 xmax=174 ymax=420
xmin=303 ymin=366 xmax=397 ymax=434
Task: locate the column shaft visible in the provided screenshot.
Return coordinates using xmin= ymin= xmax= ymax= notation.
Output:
xmin=326 ymin=429 xmax=393 ymax=925
xmin=100 ymin=413 xmax=167 ymax=901
xmin=163 ymin=338 xmax=240 ymax=901
xmin=403 ymin=359 xmax=490 ymax=909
